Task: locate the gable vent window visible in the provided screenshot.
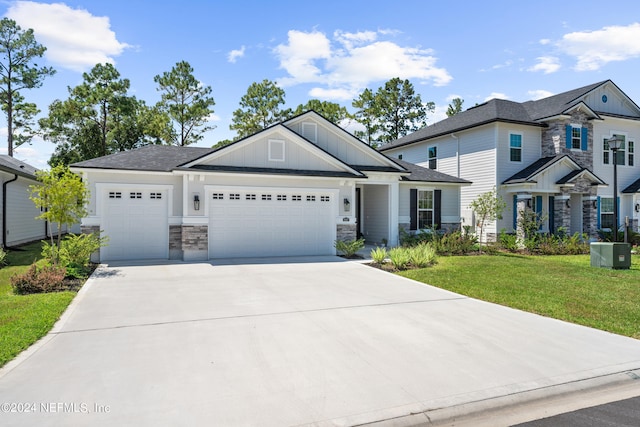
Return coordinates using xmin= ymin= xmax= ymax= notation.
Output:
xmin=129 ymin=192 xmax=142 ymax=199
xmin=306 ymin=195 xmax=316 ymax=202
xmin=262 ymin=194 xmax=272 ymax=201
xmin=320 ymin=196 xmax=330 ymax=202
xmin=109 ymin=192 xmax=122 ymax=199
xmin=277 ymin=194 xmax=287 ymax=201
xmin=212 ymin=193 xmax=224 ymax=200
xmin=229 ymin=193 xmax=240 ymax=200
xmin=292 ymin=195 xmax=302 ymax=201
xmin=301 ymin=122 xmax=317 ymax=143
xmin=150 ymin=192 xmax=162 ymax=199
xmin=246 ymin=194 xmax=256 ymax=200
xmin=268 ymin=139 xmax=285 ymax=162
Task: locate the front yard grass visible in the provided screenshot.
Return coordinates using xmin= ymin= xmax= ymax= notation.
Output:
xmin=399 ymin=254 xmax=640 ymax=339
xmin=0 ymin=241 xmax=76 ymax=368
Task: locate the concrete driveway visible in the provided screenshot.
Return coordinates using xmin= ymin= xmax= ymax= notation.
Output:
xmin=1 ymin=256 xmax=640 ymax=426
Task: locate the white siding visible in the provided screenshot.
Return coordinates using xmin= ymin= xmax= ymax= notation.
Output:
xmin=5 ymin=176 xmax=46 ymax=245
xmin=583 ymin=84 xmax=640 ymax=117
xmin=495 ymin=123 xmax=542 ymax=184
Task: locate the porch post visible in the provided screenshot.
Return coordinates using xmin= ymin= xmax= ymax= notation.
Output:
xmin=516 ymin=194 xmax=531 ymax=243
xmin=554 ymin=195 xmax=571 ymax=233
xmin=583 ymin=196 xmax=598 ymax=238
xmin=389 ymin=181 xmax=400 ymax=246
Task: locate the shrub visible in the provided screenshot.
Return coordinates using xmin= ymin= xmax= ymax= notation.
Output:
xmin=334 ymin=238 xmax=365 ymax=258
xmin=498 ymin=230 xmax=519 ymax=252
xmin=408 ymin=243 xmax=437 ymax=268
xmin=370 ymin=246 xmax=388 ymax=264
xmin=0 ymin=247 xmax=7 ymax=268
xmin=389 ymin=247 xmax=410 ymax=270
xmin=11 ymin=264 xmax=66 ymax=295
xmin=42 ymin=232 xmax=106 ymax=278
xmin=434 ymin=231 xmax=477 ymax=255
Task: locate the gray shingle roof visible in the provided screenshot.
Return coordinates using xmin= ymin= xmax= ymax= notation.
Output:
xmin=503 ymin=156 xmax=563 ymax=184
xmin=186 ymin=164 xmax=362 ymax=178
xmin=71 ymin=145 xmax=216 ymax=172
xmin=0 ymin=155 xmax=38 ymax=179
xmin=381 ymin=80 xmax=613 ymax=151
xmin=395 ymin=159 xmax=471 ymax=184
xmin=622 ymin=177 xmax=640 ymax=193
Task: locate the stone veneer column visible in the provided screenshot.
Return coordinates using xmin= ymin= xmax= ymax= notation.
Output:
xmin=181 ymin=225 xmax=208 ymax=261
xmin=583 ymin=197 xmax=598 ymax=238
xmin=169 ymin=225 xmax=183 ymax=260
xmin=554 ymin=195 xmax=571 ymax=233
xmin=81 ymin=225 xmax=101 ymax=263
xmin=515 ymin=194 xmax=531 ymax=243
xmin=336 ymin=224 xmax=357 ymax=242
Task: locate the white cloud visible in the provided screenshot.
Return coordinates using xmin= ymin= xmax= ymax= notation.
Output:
xmin=556 ymin=23 xmax=640 ymax=71
xmin=308 ymin=87 xmax=356 ymax=101
xmin=445 ymin=94 xmax=463 ymax=102
xmin=527 ymin=89 xmax=554 ymax=100
xmin=227 ymin=46 xmax=246 ymax=63
xmin=528 ymin=56 xmax=561 ymax=74
xmin=539 ymin=39 xmax=551 ymax=45
xmin=484 ymin=92 xmax=509 ymax=102
xmin=274 ymin=28 xmax=452 ymax=101
xmin=6 ymin=1 xmax=131 ymax=72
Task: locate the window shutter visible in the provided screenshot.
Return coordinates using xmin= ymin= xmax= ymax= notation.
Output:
xmin=581 ymin=127 xmax=588 ymax=151
xmin=513 ymin=195 xmax=518 ymax=230
xmin=565 ymin=125 xmax=572 ymax=149
xmin=536 ymin=196 xmax=543 ymax=230
xmin=410 ymin=189 xmax=417 ymax=231
xmin=596 ymin=196 xmax=601 ymax=229
xmin=548 ymin=196 xmax=555 ymax=234
xmin=434 ymin=189 xmax=442 ymax=230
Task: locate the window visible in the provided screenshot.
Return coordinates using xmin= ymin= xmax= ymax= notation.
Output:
xmin=417 ymin=190 xmax=433 ymax=229
xmin=230 ymin=193 xmax=240 ymax=200
xmin=571 ymin=127 xmax=581 ymax=149
xmin=246 ymin=194 xmax=256 ymax=200
xmin=268 ymin=139 xmax=285 ymax=162
xmin=261 ymin=194 xmax=272 ymax=201
xmin=212 ymin=193 xmax=224 ymax=200
xmin=129 ymin=192 xmax=142 ymax=199
xmin=428 ymin=146 xmax=437 ymax=169
xmin=398 ymin=153 xmax=403 ymax=160
xmin=566 ymin=124 xmax=587 ymax=151
xmin=292 ymin=195 xmax=302 ymax=201
xmin=603 ymin=135 xmax=626 ymax=165
xmin=306 ymin=195 xmax=316 ymax=202
xmin=509 ymin=134 xmax=522 ymax=162
xmin=150 ymin=192 xmax=162 ymax=200
xmin=600 ymin=198 xmax=614 ymax=229
xmin=320 ymin=195 xmax=330 ymax=202
xmin=108 ymin=192 xmax=122 ymax=199
xmin=629 ymin=141 xmax=635 ymax=166
xmin=276 ymin=194 xmax=287 ymax=201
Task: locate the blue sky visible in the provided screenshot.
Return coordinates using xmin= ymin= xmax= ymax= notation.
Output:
xmin=2 ymin=0 xmax=640 ymax=168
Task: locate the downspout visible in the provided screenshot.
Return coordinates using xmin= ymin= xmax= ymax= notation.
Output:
xmin=451 ymin=133 xmax=460 ymax=177
xmin=2 ymin=173 xmax=19 ymax=249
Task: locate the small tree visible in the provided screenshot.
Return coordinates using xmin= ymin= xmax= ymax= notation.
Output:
xmin=30 ymin=165 xmax=89 ymax=262
xmin=469 ymin=187 xmax=506 ymax=248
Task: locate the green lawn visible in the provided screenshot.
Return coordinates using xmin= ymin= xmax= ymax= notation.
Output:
xmin=0 ymin=242 xmax=76 ymax=368
xmin=399 ymin=254 xmax=640 ymax=339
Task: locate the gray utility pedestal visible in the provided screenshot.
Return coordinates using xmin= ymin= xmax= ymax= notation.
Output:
xmin=590 ymin=242 xmax=631 ymax=269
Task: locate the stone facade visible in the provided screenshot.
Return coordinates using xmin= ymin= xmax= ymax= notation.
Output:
xmin=169 ymin=225 xmax=183 ymax=260
xmin=554 ymin=197 xmax=571 ymax=233
xmin=168 ymin=225 xmax=208 ymax=261
xmin=583 ymin=198 xmax=598 ymax=237
xmin=541 ymin=112 xmax=593 ymax=169
xmin=336 ymin=224 xmax=357 ymax=242
xmin=515 ymin=196 xmax=530 ymax=242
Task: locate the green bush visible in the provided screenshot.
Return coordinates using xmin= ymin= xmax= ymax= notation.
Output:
xmin=0 ymin=247 xmax=7 ymax=267
xmin=408 ymin=243 xmax=437 ymax=268
xmin=334 ymin=238 xmax=365 ymax=258
xmin=370 ymin=246 xmax=388 ymax=264
xmin=498 ymin=230 xmax=519 ymax=252
xmin=389 ymin=247 xmax=410 ymax=270
xmin=11 ymin=264 xmax=66 ymax=295
xmin=433 ymin=231 xmax=477 ymax=255
xmin=42 ymin=232 xmax=106 ymax=278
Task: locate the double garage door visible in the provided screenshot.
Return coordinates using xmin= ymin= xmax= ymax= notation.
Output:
xmin=101 ymin=187 xmax=336 ymax=260
xmin=208 ymin=188 xmax=336 ymax=258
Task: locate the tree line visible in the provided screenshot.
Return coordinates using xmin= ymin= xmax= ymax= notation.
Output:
xmin=0 ymin=18 xmax=464 ymax=166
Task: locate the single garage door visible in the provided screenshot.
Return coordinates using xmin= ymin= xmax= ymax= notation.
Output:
xmin=101 ymin=189 xmax=169 ymax=261
xmin=209 ymin=189 xmax=336 ymax=258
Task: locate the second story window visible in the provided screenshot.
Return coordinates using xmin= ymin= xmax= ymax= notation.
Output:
xmin=566 ymin=124 xmax=587 ymax=151
xmin=603 ymin=135 xmax=626 ymax=166
xmin=428 ymin=146 xmax=437 ymax=169
xmin=629 ymin=140 xmax=635 ymax=166
xmin=510 ymin=134 xmax=522 ymax=162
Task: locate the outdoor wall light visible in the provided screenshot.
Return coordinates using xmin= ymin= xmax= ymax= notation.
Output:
xmin=593 ymin=200 xmax=598 ymax=209
xmin=635 ymin=203 xmax=640 ymax=213
xmin=526 ymin=199 xmax=532 ymax=209
xmin=566 ymin=199 xmax=571 ymax=209
xmin=193 ymin=194 xmax=200 ymax=211
xmin=343 ymin=198 xmax=351 ymax=212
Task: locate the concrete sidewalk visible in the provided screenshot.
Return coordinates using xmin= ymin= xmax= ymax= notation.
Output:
xmin=1 ymin=257 xmax=639 ymax=426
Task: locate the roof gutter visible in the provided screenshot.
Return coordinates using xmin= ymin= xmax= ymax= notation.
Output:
xmin=2 ymin=173 xmax=19 ymax=249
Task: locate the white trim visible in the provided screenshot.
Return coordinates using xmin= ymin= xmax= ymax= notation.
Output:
xmin=509 ymin=131 xmax=523 ymax=162
xmin=95 ymin=183 xmax=174 ymax=220
xmin=301 ymin=122 xmax=317 ymax=143
xmin=268 ymin=139 xmax=285 ymax=162
xmin=70 ymin=167 xmax=173 ymax=176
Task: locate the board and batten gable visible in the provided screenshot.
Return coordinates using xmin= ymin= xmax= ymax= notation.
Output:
xmin=285 ymin=114 xmax=396 ymax=168
xmin=582 ymin=83 xmax=640 ymax=117
xmin=199 ymin=129 xmax=349 ymax=174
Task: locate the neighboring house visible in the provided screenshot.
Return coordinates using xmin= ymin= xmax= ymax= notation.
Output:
xmin=381 ymin=80 xmax=640 ymax=241
xmin=70 ymin=111 xmax=470 ymax=262
xmin=0 ymin=155 xmax=47 ymax=248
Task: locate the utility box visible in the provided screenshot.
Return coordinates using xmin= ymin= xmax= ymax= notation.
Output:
xmin=590 ymin=242 xmax=631 ymax=269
